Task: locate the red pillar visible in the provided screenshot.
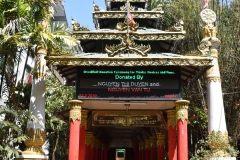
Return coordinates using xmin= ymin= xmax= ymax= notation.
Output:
xmin=142 ymin=141 xmax=145 ymax=160
xmin=150 ymin=136 xmax=157 ymax=160
xmin=145 ymin=139 xmax=150 ymax=160
xmin=156 ymin=133 xmax=165 ymax=160
xmin=93 ymin=137 xmax=98 ymax=160
xmin=68 ymin=100 xmax=83 ymax=160
xmin=138 ymin=142 xmax=142 ymax=160
xmin=85 ymin=132 xmax=92 ymax=160
xmin=166 ymin=110 xmax=177 ymax=160
xmin=176 ymin=100 xmax=189 ymax=160
xmin=79 ymin=110 xmax=89 ymax=160
xmin=103 ymin=142 xmax=108 ymax=160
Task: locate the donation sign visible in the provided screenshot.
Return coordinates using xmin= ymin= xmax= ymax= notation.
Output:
xmin=76 ymin=66 xmax=181 ymax=100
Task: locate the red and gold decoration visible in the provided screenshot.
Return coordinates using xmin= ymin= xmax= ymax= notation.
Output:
xmin=68 ymin=100 xmax=83 ymax=160
xmin=79 ymin=110 xmax=89 ymax=160
xmin=176 ymin=100 xmax=190 ymax=160
xmin=166 ymin=110 xmax=177 ymax=160
xmin=156 ymin=133 xmax=165 ymax=160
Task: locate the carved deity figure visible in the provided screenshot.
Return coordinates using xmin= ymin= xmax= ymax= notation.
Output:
xmin=198 ymin=38 xmax=212 ymax=56
xmin=202 ymin=23 xmax=217 ymax=38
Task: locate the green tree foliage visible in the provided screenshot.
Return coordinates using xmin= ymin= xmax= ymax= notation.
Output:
xmin=45 ymin=71 xmax=75 ymax=160
xmin=0 ymin=0 xmax=78 ymax=159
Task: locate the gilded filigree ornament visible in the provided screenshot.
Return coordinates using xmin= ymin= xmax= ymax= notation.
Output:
xmin=208 ymin=131 xmax=230 ymax=157
xmin=198 ymin=38 xmax=212 ymax=56
xmin=93 ymin=3 xmax=104 ymax=12
xmin=175 ymin=100 xmax=190 ymax=123
xmin=93 ymin=11 xmax=163 ymax=19
xmin=72 ymin=32 xmax=185 ymax=41
xmin=34 ymin=46 xmax=46 ymax=80
xmin=116 ymin=18 xmax=139 ymax=31
xmin=80 ymin=110 xmax=89 ymax=128
xmin=166 ymin=110 xmax=176 ymax=127
xmin=200 ymin=9 xmax=217 ymax=38
xmin=150 ymin=136 xmax=156 ymax=148
xmin=152 ymin=4 xmax=163 ymax=11
xmin=68 ymin=100 xmax=83 ymax=122
xmin=71 ymin=19 xmax=90 ymax=31
xmin=120 ymin=4 xmax=135 ymax=11
xmin=156 ymin=133 xmax=165 ymax=147
xmin=46 ymin=56 xmax=213 ymax=67
xmin=207 ymin=76 xmax=221 ymax=83
xmin=105 ymin=35 xmax=151 ymax=57
xmin=202 ymin=23 xmax=217 ymax=38
xmin=168 ymin=19 xmax=184 ymax=32
xmin=145 ymin=139 xmax=150 ymax=149
xmin=86 ymin=132 xmax=94 ymax=147
xmin=200 ymin=9 xmax=216 ymax=24
xmin=23 ymin=128 xmax=46 ymax=155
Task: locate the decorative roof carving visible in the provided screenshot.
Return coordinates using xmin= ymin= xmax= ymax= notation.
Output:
xmin=72 ymin=31 xmax=186 ymax=41
xmin=116 ymin=18 xmax=139 ymax=31
xmin=93 ymin=11 xmax=164 ymax=19
xmin=168 ymin=19 xmax=184 ymax=32
xmin=151 ymin=4 xmax=163 ymax=11
xmin=46 ymin=55 xmax=213 ymax=67
xmin=105 ymin=34 xmax=151 ymax=57
xmin=120 ymin=4 xmax=135 ymax=11
xmin=198 ymin=38 xmax=211 ymax=56
xmin=71 ymin=19 xmax=90 ymax=31
xmin=93 ymin=3 xmax=105 ymax=11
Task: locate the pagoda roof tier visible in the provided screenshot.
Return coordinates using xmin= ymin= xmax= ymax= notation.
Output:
xmin=93 ymin=11 xmax=164 ymax=19
xmin=72 ymin=29 xmax=186 ymax=41
xmin=46 ymin=53 xmax=213 ymax=86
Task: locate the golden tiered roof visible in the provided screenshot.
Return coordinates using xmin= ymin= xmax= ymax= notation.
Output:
xmin=46 ymin=0 xmax=214 ymax=86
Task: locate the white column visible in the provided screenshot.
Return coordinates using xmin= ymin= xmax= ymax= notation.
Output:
xmin=206 ymin=41 xmax=227 ymax=132
xmin=200 ymin=9 xmax=229 ymax=157
xmin=19 ymin=46 xmax=48 ymax=159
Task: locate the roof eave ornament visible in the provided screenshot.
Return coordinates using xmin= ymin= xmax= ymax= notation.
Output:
xmin=71 ymin=19 xmax=90 ymax=31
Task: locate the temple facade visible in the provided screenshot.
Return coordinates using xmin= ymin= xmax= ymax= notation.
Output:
xmin=19 ymin=0 xmax=230 ymax=160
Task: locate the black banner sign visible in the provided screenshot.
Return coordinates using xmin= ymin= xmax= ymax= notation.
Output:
xmin=76 ymin=66 xmax=181 ymax=100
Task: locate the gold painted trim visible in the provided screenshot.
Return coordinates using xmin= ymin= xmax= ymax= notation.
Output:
xmin=150 ymin=136 xmax=156 ymax=148
xmin=86 ymin=132 xmax=94 ymax=146
xmin=22 ymin=128 xmax=46 ymax=156
xmin=156 ymin=133 xmax=165 ymax=147
xmin=208 ymin=131 xmax=228 ymax=150
xmin=116 ymin=18 xmax=139 ymax=31
xmin=166 ymin=110 xmax=176 ymax=128
xmin=207 ymin=76 xmax=221 ymax=83
xmin=80 ymin=110 xmax=89 ymax=128
xmin=105 ymin=35 xmax=151 ymax=57
xmin=46 ymin=56 xmax=213 ymax=67
xmin=68 ymin=100 xmax=83 ymax=122
xmin=145 ymin=139 xmax=150 ymax=149
xmin=72 ymin=32 xmax=186 ymax=41
xmin=175 ymin=100 xmax=190 ymax=123
xmin=34 ymin=49 xmax=47 ymax=80
xmin=93 ymin=11 xmax=164 ymax=19
xmin=208 ymin=131 xmax=230 ymax=157
xmin=120 ymin=4 xmax=135 ymax=11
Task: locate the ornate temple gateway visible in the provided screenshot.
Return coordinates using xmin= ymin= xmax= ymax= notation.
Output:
xmin=19 ymin=0 xmax=230 ymax=160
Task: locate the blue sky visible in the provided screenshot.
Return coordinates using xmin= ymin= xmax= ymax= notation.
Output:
xmin=64 ymin=0 xmax=106 ymax=30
